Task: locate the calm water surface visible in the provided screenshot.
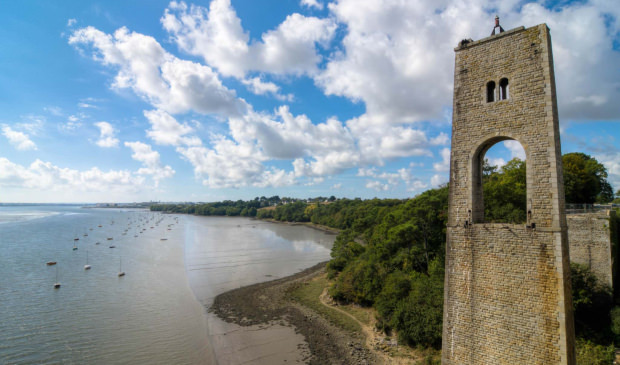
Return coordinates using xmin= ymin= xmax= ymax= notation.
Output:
xmin=0 ymin=206 xmax=334 ymax=364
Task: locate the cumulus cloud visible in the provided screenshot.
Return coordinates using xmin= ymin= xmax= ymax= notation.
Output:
xmin=0 ymin=157 xmax=143 ymax=193
xmin=510 ymin=2 xmax=620 ymax=120
xmin=69 ymin=25 xmax=247 ymax=117
xmin=504 ymin=140 xmax=526 ymax=160
xmin=488 ymin=157 xmax=507 ymax=168
xmin=314 ymin=0 xmax=620 ymax=124
xmin=144 ymin=109 xmax=201 ymax=146
xmin=226 ymin=106 xmax=445 ymax=181
xmin=125 ymin=141 xmax=175 ymax=185
xmin=359 ymin=165 xmax=428 ymax=192
xmin=1 ymin=125 xmax=37 ymax=151
xmin=431 ymin=174 xmax=448 ymax=188
xmin=176 ymin=137 xmax=295 ymax=188
xmin=366 ymin=180 xmax=389 ymax=191
xmin=301 ymin=0 xmax=323 ymax=10
xmin=598 ymin=152 xmax=620 ymax=190
xmin=161 ymin=0 xmax=336 ymax=77
xmin=242 ymin=77 xmax=293 ymax=100
xmin=65 ymin=0 xmax=620 ymax=194
xmin=94 ymin=121 xmax=119 ymax=148
xmin=433 ymin=148 xmax=451 ymax=172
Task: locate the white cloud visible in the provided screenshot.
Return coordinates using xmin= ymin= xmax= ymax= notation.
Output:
xmin=44 ymin=106 xmax=63 ymax=116
xmin=242 ymin=77 xmax=293 ymax=101
xmin=1 ymin=125 xmax=37 ymax=151
xmin=314 ymin=0 xmax=620 ymax=125
xmin=430 ymin=132 xmax=449 ymax=146
xmin=69 ymin=25 xmax=247 ymax=117
xmin=366 ymin=180 xmax=389 ymax=191
xmin=125 ymin=141 xmax=175 ymax=185
xmin=176 ymin=137 xmax=295 ymax=188
xmin=301 ymin=0 xmax=323 ymax=10
xmin=144 ymin=109 xmax=201 ymax=147
xmin=599 ymin=152 xmax=620 ymax=191
xmin=94 ymin=121 xmax=119 ymax=148
xmin=504 ymin=140 xmax=526 ymax=160
xmin=63 ymin=0 xmax=620 ymax=196
xmin=162 ymin=0 xmax=336 ymax=77
xmin=488 ymin=157 xmax=507 ymax=168
xmin=67 ymin=18 xmax=77 ymax=27
xmin=225 ymin=106 xmax=444 ymax=181
xmin=510 ymin=2 xmax=620 ymax=120
xmin=60 ymin=114 xmax=86 ymax=132
xmin=433 ymin=148 xmax=451 ymax=172
xmin=0 ymin=157 xmax=144 ymax=193
xmin=17 ymin=115 xmax=45 ymax=135
xmin=359 ymin=165 xmax=428 ymax=192
xmin=315 ymin=0 xmax=476 ymax=125
xmin=430 ymin=174 xmax=448 ymax=188
xmin=332 ymin=183 xmax=342 ymax=189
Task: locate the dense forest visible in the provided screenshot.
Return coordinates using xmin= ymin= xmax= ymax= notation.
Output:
xmin=152 ymin=152 xmax=619 ymax=362
xmin=150 ymin=195 xmax=337 ymax=217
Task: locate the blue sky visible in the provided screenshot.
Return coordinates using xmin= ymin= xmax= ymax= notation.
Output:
xmin=0 ymin=0 xmax=619 ymax=203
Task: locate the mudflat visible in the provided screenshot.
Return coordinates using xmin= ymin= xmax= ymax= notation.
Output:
xmin=210 ymin=262 xmax=378 ymax=364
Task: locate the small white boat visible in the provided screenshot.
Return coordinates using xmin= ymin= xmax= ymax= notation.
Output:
xmin=53 ymin=266 xmax=61 ymax=289
xmin=84 ymin=250 xmax=91 ymax=270
xmin=118 ymin=257 xmax=125 ymax=277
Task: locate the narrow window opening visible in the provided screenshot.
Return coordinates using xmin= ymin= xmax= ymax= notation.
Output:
xmin=486 ymin=81 xmax=496 ymax=102
xmin=499 ymin=78 xmax=509 ymax=100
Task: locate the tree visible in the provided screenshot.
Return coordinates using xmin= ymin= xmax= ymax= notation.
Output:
xmin=571 ymin=263 xmax=613 ymax=342
xmin=563 ymin=153 xmax=612 ymax=204
xmin=483 ymin=158 xmax=527 ymax=223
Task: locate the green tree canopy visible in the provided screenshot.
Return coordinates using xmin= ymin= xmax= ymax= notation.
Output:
xmin=483 ymin=158 xmax=527 ymax=223
xmin=563 ymin=152 xmax=613 ymax=204
xmin=481 ymin=153 xmax=614 ymax=223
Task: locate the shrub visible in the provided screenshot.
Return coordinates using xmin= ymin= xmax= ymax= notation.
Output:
xmin=575 ymin=338 xmax=615 ymax=365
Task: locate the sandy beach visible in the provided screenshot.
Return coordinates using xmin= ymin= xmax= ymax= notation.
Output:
xmin=210 ymin=262 xmax=378 ymax=365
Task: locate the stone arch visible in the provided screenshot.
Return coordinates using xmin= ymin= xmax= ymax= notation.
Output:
xmin=469 ymin=134 xmax=529 ymax=224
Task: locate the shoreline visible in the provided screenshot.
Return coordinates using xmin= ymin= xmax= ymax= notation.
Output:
xmin=254 ymin=218 xmax=341 ymax=235
xmin=210 ymin=262 xmax=378 ymax=364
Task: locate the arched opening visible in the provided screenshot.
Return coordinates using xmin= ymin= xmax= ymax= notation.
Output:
xmin=499 ymin=78 xmax=509 ymax=100
xmin=472 ymin=138 xmax=527 ymax=224
xmin=486 ymin=81 xmax=496 ymax=102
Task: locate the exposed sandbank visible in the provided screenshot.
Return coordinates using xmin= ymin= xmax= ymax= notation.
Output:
xmin=210 ymin=262 xmax=377 ymax=364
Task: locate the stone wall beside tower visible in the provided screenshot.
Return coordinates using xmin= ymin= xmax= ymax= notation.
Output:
xmin=567 ymin=210 xmax=617 ymax=289
xmin=442 ymin=24 xmax=576 ymax=364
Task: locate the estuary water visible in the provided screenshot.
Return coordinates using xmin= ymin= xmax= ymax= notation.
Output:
xmin=0 ymin=206 xmax=335 ymax=364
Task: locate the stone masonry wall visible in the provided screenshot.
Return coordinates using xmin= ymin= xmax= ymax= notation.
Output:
xmin=443 ymin=24 xmax=575 ymax=365
xmin=567 ymin=211 xmax=616 ymax=288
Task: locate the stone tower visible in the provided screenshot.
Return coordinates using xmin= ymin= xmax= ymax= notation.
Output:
xmin=442 ymin=23 xmax=576 ymax=364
